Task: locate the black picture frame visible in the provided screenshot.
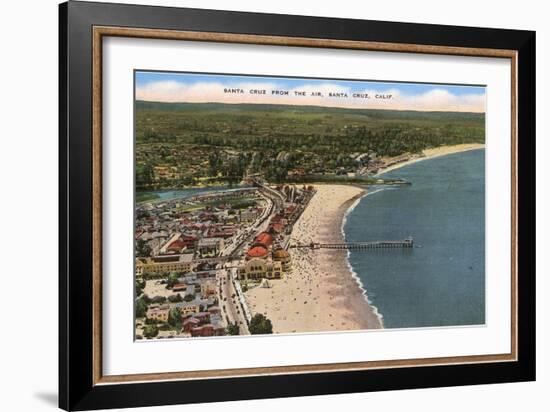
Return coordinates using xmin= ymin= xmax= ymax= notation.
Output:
xmin=59 ymin=1 xmax=536 ymax=410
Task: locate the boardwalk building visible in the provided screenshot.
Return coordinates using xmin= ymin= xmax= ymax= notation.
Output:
xmin=237 ymin=258 xmax=283 ymax=281
xmin=273 ymin=249 xmax=292 ymax=271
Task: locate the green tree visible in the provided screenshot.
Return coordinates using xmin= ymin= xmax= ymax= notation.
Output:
xmin=143 ymin=324 xmax=159 ymax=339
xmin=135 ymin=297 xmax=148 ymax=318
xmin=226 ymin=322 xmax=240 ymax=336
xmin=208 ymin=152 xmax=221 ymax=176
xmin=135 ymin=279 xmax=146 ymax=297
xmin=151 ymin=295 xmax=167 ymax=304
xmin=168 ymin=307 xmax=182 ymax=331
xmin=136 ymin=239 xmax=151 ymax=257
xmin=136 ymin=162 xmax=154 ymax=188
xmin=168 ymin=293 xmax=183 ymax=303
xmin=166 ymin=272 xmax=180 ymax=289
xmin=249 ymin=313 xmax=273 ymax=335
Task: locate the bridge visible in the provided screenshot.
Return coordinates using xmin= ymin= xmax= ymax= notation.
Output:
xmin=291 ymin=237 xmax=414 ymax=250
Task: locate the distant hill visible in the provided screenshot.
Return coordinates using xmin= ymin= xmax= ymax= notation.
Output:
xmin=135 ymin=101 xmax=484 ymax=122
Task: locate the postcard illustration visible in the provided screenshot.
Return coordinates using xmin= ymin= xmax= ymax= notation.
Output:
xmin=134 ymin=71 xmax=486 ymax=339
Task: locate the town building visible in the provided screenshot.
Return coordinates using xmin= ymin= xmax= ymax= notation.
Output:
xmin=254 ymin=232 xmax=273 ymax=248
xmin=237 ymin=258 xmax=283 ymax=281
xmin=135 ymin=253 xmax=194 ymax=277
xmin=175 ymin=301 xmax=201 ymax=316
xmin=200 ymin=280 xmax=217 ymax=297
xmin=272 ymin=249 xmax=292 ymax=271
xmin=240 ymin=208 xmax=261 ymax=223
xmin=205 ymin=225 xmax=238 ymax=239
xmin=246 ymin=245 xmax=269 ymax=260
xmin=190 ymin=324 xmax=216 ymax=337
xmin=145 ymin=305 xmax=170 ymax=322
xmin=153 ymin=165 xmax=180 ymax=181
xmin=172 ymin=283 xmax=187 ymax=292
xmin=160 ymin=233 xmax=179 ymax=252
xmin=182 ymin=317 xmax=200 ymax=333
xmin=197 ymin=237 xmax=224 ymax=257
xmin=189 ymin=322 xmax=225 ymax=337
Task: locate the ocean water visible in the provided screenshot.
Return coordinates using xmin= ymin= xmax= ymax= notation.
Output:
xmin=344 ymin=149 xmax=485 ymax=328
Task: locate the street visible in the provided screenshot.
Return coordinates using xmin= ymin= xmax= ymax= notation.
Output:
xmin=219 ymin=267 xmax=249 ymax=335
xmin=216 ymin=183 xmax=288 ymax=336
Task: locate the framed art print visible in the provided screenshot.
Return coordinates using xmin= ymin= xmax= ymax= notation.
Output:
xmin=59 ymin=1 xmax=536 ymax=410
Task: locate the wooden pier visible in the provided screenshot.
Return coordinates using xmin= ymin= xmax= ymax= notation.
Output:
xmin=291 ymin=237 xmax=414 ymax=250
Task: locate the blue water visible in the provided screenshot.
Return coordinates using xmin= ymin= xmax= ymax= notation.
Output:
xmin=345 ymin=149 xmax=485 ymax=328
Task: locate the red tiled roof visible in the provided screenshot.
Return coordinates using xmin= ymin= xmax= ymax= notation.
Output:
xmin=254 ymin=232 xmax=273 ymax=247
xmin=269 ymin=223 xmax=284 ymax=233
xmin=247 ymin=245 xmax=268 ymax=259
xmin=167 ymin=239 xmax=185 ymax=251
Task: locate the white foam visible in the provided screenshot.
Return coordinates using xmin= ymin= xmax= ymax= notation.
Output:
xmin=341 ymin=188 xmax=388 ymax=327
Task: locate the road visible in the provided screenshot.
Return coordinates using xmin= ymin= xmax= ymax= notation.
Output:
xmin=215 ymin=184 xmax=287 ymax=336
xmin=221 ymin=191 xmax=275 ymax=259
xmin=219 ymin=267 xmax=249 ymax=335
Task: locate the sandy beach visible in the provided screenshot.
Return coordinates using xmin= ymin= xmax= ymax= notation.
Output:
xmin=378 ymin=143 xmax=485 ymax=175
xmin=244 ymin=185 xmax=382 ymax=334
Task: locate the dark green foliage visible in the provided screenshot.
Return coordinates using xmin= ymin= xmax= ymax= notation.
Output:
xmin=249 ymin=313 xmax=273 ymax=335
xmin=135 ymin=297 xmax=148 ymax=318
xmin=135 ymin=279 xmax=146 ymax=297
xmin=167 ymin=308 xmax=182 ymax=331
xmin=135 ymin=102 xmax=484 ymax=189
xmin=228 ymin=200 xmax=256 ymax=210
xmin=168 ymin=293 xmax=183 ymax=303
xmin=143 ymin=324 xmax=159 ymax=339
xmin=136 ymin=239 xmax=152 ymax=257
xmin=136 ymin=162 xmax=154 ymax=189
xmin=226 ymin=322 xmax=240 ymax=335
xmin=265 ymin=162 xmax=288 ymax=182
xmin=166 ymin=272 xmax=180 ymax=289
xmin=150 ymin=295 xmax=167 ymax=304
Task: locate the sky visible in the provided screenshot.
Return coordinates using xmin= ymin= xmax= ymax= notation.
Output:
xmin=135 ymin=71 xmax=486 ymax=113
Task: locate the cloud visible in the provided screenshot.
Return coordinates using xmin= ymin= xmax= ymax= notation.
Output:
xmin=136 ymin=80 xmax=485 ymax=113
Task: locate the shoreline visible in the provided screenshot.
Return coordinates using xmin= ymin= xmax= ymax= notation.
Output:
xmin=137 ymin=144 xmax=485 ymax=200
xmin=244 ymin=184 xmax=383 ymax=333
xmin=341 ymin=190 xmax=386 ymax=327
xmin=376 ymin=143 xmax=485 ymax=176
